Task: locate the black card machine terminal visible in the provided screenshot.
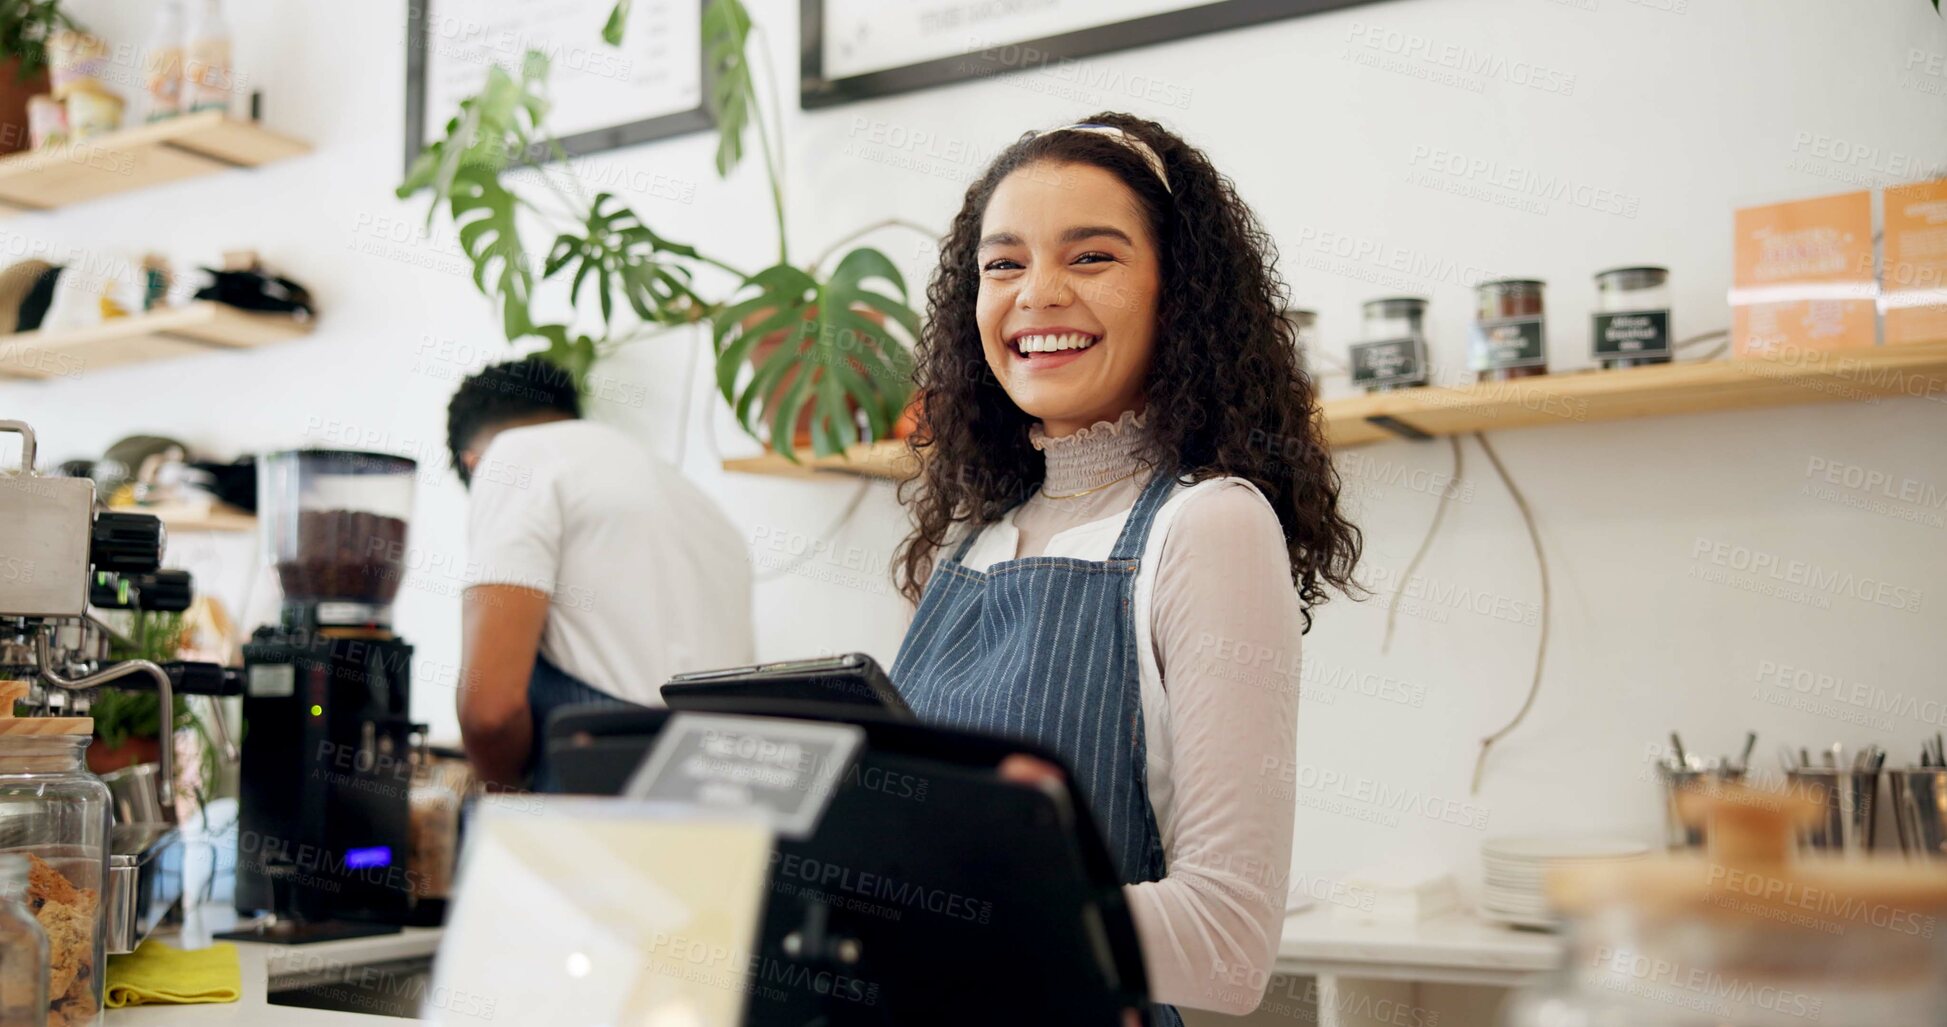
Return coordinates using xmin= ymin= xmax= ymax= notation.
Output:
xmin=660 ymin=652 xmax=913 ymax=720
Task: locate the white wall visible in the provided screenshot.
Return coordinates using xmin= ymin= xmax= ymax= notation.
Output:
xmin=4 ymin=0 xmax=1945 ymax=897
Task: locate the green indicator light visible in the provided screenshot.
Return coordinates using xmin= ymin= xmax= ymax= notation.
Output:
xmin=309 ymin=704 xmax=323 ymax=717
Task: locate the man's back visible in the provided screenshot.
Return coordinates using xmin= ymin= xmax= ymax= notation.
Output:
xmin=466 ymin=419 xmax=753 ymax=705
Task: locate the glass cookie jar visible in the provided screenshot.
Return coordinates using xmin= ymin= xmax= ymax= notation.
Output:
xmin=1505 ymin=784 xmax=1947 ymax=1027
xmin=0 ymin=683 xmax=111 ymax=1027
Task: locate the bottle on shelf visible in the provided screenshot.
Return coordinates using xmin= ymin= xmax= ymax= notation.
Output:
xmin=182 ymin=0 xmax=233 ymax=116
xmin=143 ymin=0 xmax=189 ymax=123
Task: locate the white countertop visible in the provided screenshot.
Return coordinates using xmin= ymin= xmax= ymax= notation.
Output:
xmin=104 ymin=902 xmax=1558 ymax=1021
xmin=106 ymin=926 xmax=441 ymax=1026
xmin=1275 ymin=907 xmax=1565 ymax=987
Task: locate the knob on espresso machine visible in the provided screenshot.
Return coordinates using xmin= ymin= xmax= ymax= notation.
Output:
xmin=90 ymin=570 xmax=193 ymax=613
xmin=90 ymin=511 xmax=166 ymax=574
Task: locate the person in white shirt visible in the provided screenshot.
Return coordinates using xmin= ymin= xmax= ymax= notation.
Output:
xmin=446 ymin=357 xmax=753 ymax=788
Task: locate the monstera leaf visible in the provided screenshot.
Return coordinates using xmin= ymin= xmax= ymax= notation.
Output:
xmin=602 ymin=0 xmax=633 ymax=45
xmin=712 ymin=246 xmax=918 ymax=462
xmin=608 ymin=0 xmax=753 ymax=180
xmin=533 ymin=325 xmax=600 ymax=386
xmin=398 ymin=56 xmax=550 ymax=213
xmin=702 ymin=0 xmax=755 ymax=178
xmin=398 ymin=56 xmax=553 ymax=343
xmin=450 ymin=165 xmax=533 ymax=341
xmin=543 ymin=193 xmax=701 ymax=330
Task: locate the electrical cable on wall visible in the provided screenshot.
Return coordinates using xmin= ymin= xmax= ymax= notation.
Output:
xmin=1469 ymin=432 xmax=1551 ymax=795
xmin=1380 ymin=435 xmax=1463 ymax=655
xmin=1676 ymin=328 xmax=1730 ymax=363
xmin=1367 ymin=328 xmax=1725 ymax=658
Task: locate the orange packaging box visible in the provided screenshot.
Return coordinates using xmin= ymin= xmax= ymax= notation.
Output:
xmin=1882 ymin=177 xmax=1947 ymax=346
xmin=1731 ymin=190 xmax=1876 ymax=357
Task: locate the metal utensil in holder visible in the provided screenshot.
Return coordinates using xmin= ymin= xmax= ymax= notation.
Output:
xmin=1785 ymin=767 xmax=1882 ymax=853
xmin=1655 ymin=730 xmax=1756 ymax=849
xmin=1888 ymin=768 xmax=1947 ymax=861
xmin=1658 ymin=765 xmax=1747 ymax=849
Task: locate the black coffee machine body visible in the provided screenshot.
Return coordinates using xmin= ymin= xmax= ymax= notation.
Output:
xmin=234 ymin=450 xmax=426 ymax=940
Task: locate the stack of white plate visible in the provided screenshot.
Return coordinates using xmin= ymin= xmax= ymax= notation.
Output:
xmin=1480 ymin=836 xmax=1651 ymax=929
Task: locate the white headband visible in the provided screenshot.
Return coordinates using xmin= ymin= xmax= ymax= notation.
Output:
xmin=1033 ymin=122 xmax=1171 ymax=193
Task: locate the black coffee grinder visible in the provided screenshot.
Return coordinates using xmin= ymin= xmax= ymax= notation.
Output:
xmin=232 ymin=450 xmax=425 ymax=942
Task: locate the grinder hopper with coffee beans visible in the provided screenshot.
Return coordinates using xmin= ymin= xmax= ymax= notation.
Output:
xmin=228 ymin=450 xmax=435 ymax=942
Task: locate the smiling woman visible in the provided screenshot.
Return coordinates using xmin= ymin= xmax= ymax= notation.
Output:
xmin=889 ymin=113 xmax=1363 ymax=1020
xmin=976 ymin=176 xmax=1161 ymax=435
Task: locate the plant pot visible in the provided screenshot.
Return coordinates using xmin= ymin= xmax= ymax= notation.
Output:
xmin=742 ymin=305 xmax=888 ymax=450
xmin=0 ymin=59 xmax=47 ymax=156
xmin=891 ymin=395 xmax=921 ymax=441
xmin=88 ymin=735 xmax=162 ymax=775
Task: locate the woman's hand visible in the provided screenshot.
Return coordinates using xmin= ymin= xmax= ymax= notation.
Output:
xmin=997 ymin=753 xmax=1066 ymax=785
xmin=1001 ymin=754 xmax=1147 ymax=1027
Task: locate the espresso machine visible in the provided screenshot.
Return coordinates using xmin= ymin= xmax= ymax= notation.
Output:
xmin=0 ymin=419 xmax=200 ymax=955
xmin=232 ymin=449 xmax=427 ymax=941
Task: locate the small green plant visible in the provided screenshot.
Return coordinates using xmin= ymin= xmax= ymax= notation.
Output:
xmin=102 ymin=611 xmax=222 ymax=813
xmin=0 ymin=0 xmax=78 ymax=82
xmin=398 ymin=0 xmax=920 ymax=462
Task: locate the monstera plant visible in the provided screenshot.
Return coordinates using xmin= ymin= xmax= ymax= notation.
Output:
xmin=398 ymin=0 xmax=919 ymax=462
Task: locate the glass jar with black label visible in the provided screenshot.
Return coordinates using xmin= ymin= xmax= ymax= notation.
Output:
xmin=1352 ymin=297 xmax=1429 ymax=392
xmin=1469 ymin=279 xmax=1547 ymax=382
xmin=1593 ymin=266 xmax=1671 ymax=368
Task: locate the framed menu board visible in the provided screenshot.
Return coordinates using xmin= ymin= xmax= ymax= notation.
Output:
xmin=801 ymin=0 xmax=1385 ymax=109
xmin=405 ymin=0 xmax=709 ymax=172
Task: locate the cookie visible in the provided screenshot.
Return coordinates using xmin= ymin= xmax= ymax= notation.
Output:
xmin=38 ymin=896 xmax=89 ymax=998
xmin=24 ymin=854 xmax=79 ymax=910
xmin=19 ymin=857 xmax=97 ymax=1025
xmin=49 ymin=974 xmax=95 ymax=1027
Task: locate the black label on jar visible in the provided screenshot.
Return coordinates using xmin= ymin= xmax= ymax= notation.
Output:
xmin=1468 ymin=317 xmax=1545 ymax=371
xmin=1593 ymin=310 xmax=1670 ymax=359
xmin=1351 ymin=337 xmax=1427 ymax=389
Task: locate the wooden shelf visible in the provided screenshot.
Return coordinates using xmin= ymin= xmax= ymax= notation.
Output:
xmin=721 ymin=342 xmax=1947 ymax=478
xmin=122 ymin=501 xmax=255 ymax=534
xmin=0 ymin=302 xmax=313 ymax=380
xmin=0 ymin=111 xmax=308 ymax=213
xmin=1321 ymin=341 xmax=1947 ymax=447
xmin=721 ymin=441 xmax=917 ymax=480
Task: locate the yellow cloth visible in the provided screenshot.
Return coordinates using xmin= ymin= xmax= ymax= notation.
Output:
xmin=104 ymin=940 xmax=241 ymax=1008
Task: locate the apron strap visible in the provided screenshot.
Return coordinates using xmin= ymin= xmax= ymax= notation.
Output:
xmin=1108 ymin=469 xmax=1179 ymax=561
xmin=948 ymin=467 xmax=1175 ymax=566
xmin=949 ymin=522 xmax=987 ymax=564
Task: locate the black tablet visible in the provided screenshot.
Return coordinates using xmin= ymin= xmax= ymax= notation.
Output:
xmin=660 ymin=652 xmax=914 ymax=720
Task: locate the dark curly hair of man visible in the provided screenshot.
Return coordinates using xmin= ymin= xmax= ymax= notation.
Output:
xmin=894 ymin=112 xmax=1361 ymax=624
xmin=445 ymin=356 xmax=581 ymax=486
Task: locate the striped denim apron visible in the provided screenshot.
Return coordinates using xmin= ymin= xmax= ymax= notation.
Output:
xmin=527 ymin=650 xmax=640 ymax=791
xmin=892 ymin=472 xmax=1184 ymax=1027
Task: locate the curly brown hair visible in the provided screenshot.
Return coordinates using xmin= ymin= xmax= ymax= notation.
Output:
xmin=895 ymin=112 xmax=1361 ymax=623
